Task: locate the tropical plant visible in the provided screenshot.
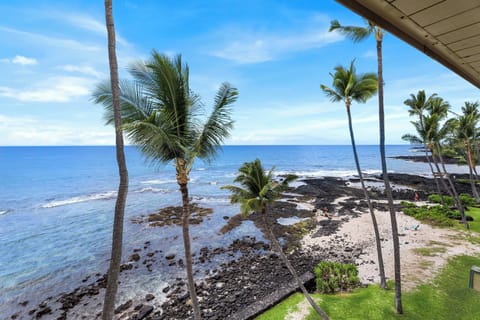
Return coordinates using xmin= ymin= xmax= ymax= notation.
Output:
xmin=403 ymin=90 xmax=445 ymax=202
xmin=453 ymin=110 xmax=480 ymax=202
xmin=330 ymin=19 xmax=403 ymax=313
xmin=320 ymin=60 xmax=387 ymax=289
xmin=101 ymin=1 xmax=129 ymax=319
xmin=222 ymin=159 xmax=330 ymax=320
xmin=462 ymin=101 xmax=480 ymax=167
xmin=93 ymin=52 xmax=238 ymax=319
xmin=424 ymin=97 xmax=469 ymax=228
xmin=314 ymin=261 xmax=360 ymax=294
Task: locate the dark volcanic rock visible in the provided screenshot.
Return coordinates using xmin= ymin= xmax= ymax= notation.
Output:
xmin=131 ymin=204 xmax=213 ymax=227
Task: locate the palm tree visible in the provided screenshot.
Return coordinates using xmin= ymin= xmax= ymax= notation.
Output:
xmin=330 ymin=19 xmax=403 ymax=314
xmin=454 ymin=112 xmax=480 ymax=202
xmin=101 ymin=1 xmax=129 ymax=319
xmin=404 ymin=91 xmax=446 ymax=203
xmin=424 ymin=103 xmax=469 ymax=228
xmin=320 ymin=60 xmax=387 ymax=289
xmin=222 ymin=159 xmax=330 ymax=320
xmin=93 ymin=52 xmax=238 ymax=320
xmin=461 ymin=101 xmax=480 ymax=174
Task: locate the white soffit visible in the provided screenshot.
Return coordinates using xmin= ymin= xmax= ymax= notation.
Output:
xmin=336 ymin=0 xmax=480 ymax=89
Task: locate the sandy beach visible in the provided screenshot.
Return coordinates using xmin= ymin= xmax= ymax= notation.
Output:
xmin=301 ymin=197 xmax=480 ymax=290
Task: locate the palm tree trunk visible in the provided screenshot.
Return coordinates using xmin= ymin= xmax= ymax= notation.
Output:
xmin=435 ymin=143 xmax=469 ymax=229
xmin=430 ymin=148 xmax=455 ymax=199
xmin=346 ymin=103 xmax=387 ymax=289
xmin=376 ymin=31 xmax=403 ymax=314
xmin=102 ymin=1 xmax=129 ymax=319
xmin=465 ymin=141 xmax=480 ymax=202
xmin=261 ymin=207 xmax=329 ymax=320
xmin=424 ymin=145 xmax=444 ymax=204
xmin=179 ymin=181 xmax=202 ymax=319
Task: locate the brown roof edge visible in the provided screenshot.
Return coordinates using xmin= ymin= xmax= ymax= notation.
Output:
xmin=335 ymin=0 xmax=480 ymax=89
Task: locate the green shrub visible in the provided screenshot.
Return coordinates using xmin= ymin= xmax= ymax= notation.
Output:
xmin=427 ymin=193 xmax=475 ymax=207
xmin=401 ymin=203 xmax=455 ymax=227
xmin=427 ymin=194 xmax=455 ymax=206
xmin=459 ymin=193 xmax=475 ymax=207
xmin=314 ymin=261 xmax=360 ymax=294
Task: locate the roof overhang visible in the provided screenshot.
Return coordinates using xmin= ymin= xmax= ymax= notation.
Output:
xmin=336 ymin=0 xmax=480 ymax=89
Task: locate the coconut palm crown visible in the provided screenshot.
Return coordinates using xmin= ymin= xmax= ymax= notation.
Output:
xmin=93 ymin=51 xmax=238 ymax=320
xmin=222 ymin=159 xmax=296 ymax=215
xmin=320 ymin=60 xmax=378 ymax=108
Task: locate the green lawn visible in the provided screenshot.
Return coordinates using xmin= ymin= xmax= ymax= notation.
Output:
xmin=465 ymin=207 xmax=480 ymax=233
xmin=257 ymin=255 xmax=480 ymax=320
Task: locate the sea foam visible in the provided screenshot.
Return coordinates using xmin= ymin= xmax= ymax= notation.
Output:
xmin=41 ymin=191 xmax=118 ymax=208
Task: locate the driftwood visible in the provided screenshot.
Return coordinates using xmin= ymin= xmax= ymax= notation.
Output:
xmin=229 ymin=271 xmax=315 ymax=320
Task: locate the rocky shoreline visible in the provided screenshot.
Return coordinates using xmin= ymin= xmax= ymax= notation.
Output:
xmin=8 ymin=173 xmax=475 ymax=320
xmin=390 ymin=155 xmax=460 ymax=164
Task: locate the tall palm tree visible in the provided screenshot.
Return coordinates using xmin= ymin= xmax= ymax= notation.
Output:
xmin=454 ymin=112 xmax=480 ymax=202
xmin=425 ymin=106 xmax=469 ymax=228
xmin=222 ymin=159 xmax=330 ymax=320
xmin=93 ymin=52 xmax=238 ymax=320
xmin=330 ymin=19 xmax=403 ymax=314
xmin=320 ymin=60 xmax=387 ymax=289
xmin=101 ymin=1 xmax=129 ymax=319
xmin=461 ymin=101 xmax=480 ymax=173
xmin=404 ymin=91 xmax=445 ymax=202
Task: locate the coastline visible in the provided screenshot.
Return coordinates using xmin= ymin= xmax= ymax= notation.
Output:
xmin=7 ymin=173 xmax=480 ymax=319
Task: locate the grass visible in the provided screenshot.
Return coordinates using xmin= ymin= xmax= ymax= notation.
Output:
xmin=464 ymin=207 xmax=480 ymax=233
xmin=256 ymin=292 xmax=304 ymax=320
xmin=413 ymin=246 xmax=447 ymax=257
xmin=256 ymin=255 xmax=480 ymax=320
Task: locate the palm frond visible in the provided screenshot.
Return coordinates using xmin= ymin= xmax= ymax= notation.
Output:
xmin=329 ymin=20 xmax=373 ymax=42
xmin=321 ymin=60 xmax=377 ymax=106
xmin=223 ymin=159 xmax=294 ymax=217
xmin=401 ymin=133 xmax=423 ymax=144
xmin=195 ymin=82 xmax=238 ymax=161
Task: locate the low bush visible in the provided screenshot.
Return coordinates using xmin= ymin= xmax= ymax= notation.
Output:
xmin=459 ymin=193 xmax=475 ymax=207
xmin=314 ymin=261 xmax=360 ymax=294
xmin=427 ymin=193 xmax=475 ymax=208
xmin=427 ymin=194 xmax=455 ymax=206
xmin=401 ymin=203 xmax=455 ymax=227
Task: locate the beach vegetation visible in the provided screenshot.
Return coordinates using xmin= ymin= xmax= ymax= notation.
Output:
xmin=320 ymin=60 xmax=387 ymax=290
xmin=314 ymin=261 xmax=360 ymax=294
xmin=427 ymin=193 xmax=455 ymax=206
xmin=413 ymin=246 xmax=447 ymax=257
xmin=223 ymin=159 xmax=330 ymax=320
xmin=100 ymin=2 xmax=130 ymax=319
xmin=93 ymin=52 xmax=238 ymax=319
xmin=403 ymin=91 xmax=469 ymax=228
xmin=401 ymin=202 xmax=455 ymax=227
xmin=450 ymin=101 xmax=480 ymax=202
xmin=258 ymin=255 xmax=480 ymax=320
xmin=329 ymin=18 xmax=404 ymax=313
xmin=428 ymin=193 xmax=475 ymax=208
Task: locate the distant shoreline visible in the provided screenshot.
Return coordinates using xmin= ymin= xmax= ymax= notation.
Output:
xmin=390 ymin=155 xmax=461 ymax=165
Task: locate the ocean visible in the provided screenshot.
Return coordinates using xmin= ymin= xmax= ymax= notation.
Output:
xmin=0 ymin=145 xmax=469 ymax=316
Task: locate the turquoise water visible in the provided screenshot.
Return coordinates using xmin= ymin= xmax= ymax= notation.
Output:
xmin=0 ymin=145 xmax=468 ymax=314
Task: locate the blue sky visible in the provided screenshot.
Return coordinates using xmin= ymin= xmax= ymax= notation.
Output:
xmin=0 ymin=0 xmax=478 ymax=146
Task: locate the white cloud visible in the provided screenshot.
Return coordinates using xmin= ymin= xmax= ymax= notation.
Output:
xmin=363 ymin=50 xmax=376 ymax=59
xmin=0 ymin=114 xmax=115 ymax=146
xmin=210 ymin=22 xmax=342 ymax=63
xmin=51 ymin=13 xmax=130 ymax=46
xmin=0 ymin=76 xmax=91 ymax=102
xmin=12 ymin=55 xmax=38 ymax=65
xmin=0 ymin=55 xmax=38 ymax=65
xmin=0 ymin=25 xmax=102 ymax=52
xmin=60 ymin=65 xmax=104 ymax=78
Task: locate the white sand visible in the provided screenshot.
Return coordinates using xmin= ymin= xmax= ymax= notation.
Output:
xmin=301 ymin=197 xmax=480 ymax=289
